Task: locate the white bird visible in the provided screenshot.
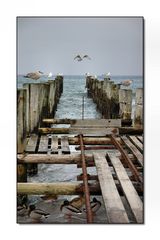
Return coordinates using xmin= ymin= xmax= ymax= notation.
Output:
xmin=48 ymin=72 xmax=53 ymax=78
xmin=74 ymin=54 xmax=91 ymax=61
xmin=119 ymin=79 xmax=133 ymax=86
xmin=105 ymin=72 xmax=111 ymax=76
xmin=24 ymin=70 xmax=43 ymax=80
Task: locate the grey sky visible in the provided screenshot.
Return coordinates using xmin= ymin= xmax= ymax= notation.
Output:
xmin=17 ymin=17 xmax=143 ymax=75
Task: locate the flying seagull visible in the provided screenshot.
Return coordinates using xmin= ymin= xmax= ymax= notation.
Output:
xmin=118 ymin=79 xmax=133 ymax=87
xmin=74 ymin=54 xmax=91 ymax=61
xmin=24 ymin=71 xmax=44 ymax=80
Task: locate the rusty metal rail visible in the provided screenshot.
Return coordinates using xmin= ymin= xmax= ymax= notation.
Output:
xmin=79 ymin=134 xmax=93 ymax=223
xmin=110 ymin=135 xmax=143 ymax=184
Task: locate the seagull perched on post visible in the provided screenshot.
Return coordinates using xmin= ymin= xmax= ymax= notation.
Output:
xmin=24 ymin=70 xmax=44 ymax=80
xmin=74 ymin=54 xmax=91 ymax=61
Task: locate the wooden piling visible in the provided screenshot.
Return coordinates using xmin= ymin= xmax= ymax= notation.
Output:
xmin=17 ymin=89 xmax=27 ymax=153
xmin=134 ymin=88 xmax=143 ymax=126
xmin=119 ymin=89 xmax=132 ymax=120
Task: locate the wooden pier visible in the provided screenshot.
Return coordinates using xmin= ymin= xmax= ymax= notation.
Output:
xmin=17 ymin=75 xmax=143 ymax=224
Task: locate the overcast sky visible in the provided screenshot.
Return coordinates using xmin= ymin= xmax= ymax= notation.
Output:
xmin=17 ymin=17 xmax=143 ymax=76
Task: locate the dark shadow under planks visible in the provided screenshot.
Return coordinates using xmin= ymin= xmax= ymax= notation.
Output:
xmin=121 ymin=136 xmax=143 ymax=167
xmin=93 ymin=152 xmax=129 ymax=223
xmin=107 ymin=153 xmax=143 ymax=223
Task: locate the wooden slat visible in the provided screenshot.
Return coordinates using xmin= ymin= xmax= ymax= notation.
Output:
xmin=51 ymin=136 xmax=58 ymax=154
xmin=61 ymin=136 xmax=70 ymax=154
xmin=38 ymin=135 xmax=48 ymax=153
xmin=71 ymin=119 xmax=121 ymax=127
xmin=94 ymin=152 xmax=129 ymax=223
xmin=121 ymin=136 xmax=143 ymax=167
xmin=108 ymin=153 xmax=143 ymax=223
xmin=25 ymin=134 xmax=38 ymax=153
xmin=137 ymin=136 xmax=143 ymax=143
xmin=128 ymin=136 xmax=143 ymax=152
xmin=69 ymin=127 xmax=119 ymax=135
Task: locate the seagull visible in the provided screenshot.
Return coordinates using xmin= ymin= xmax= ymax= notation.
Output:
xmin=118 ymin=79 xmax=133 ymax=87
xmin=24 ymin=70 xmax=44 ymax=80
xmin=48 ymin=72 xmax=53 ymax=78
xmin=74 ymin=54 xmax=91 ymax=61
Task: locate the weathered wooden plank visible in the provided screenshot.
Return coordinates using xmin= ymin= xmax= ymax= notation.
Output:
xmin=69 ymin=127 xmax=119 ymax=135
xmin=18 ymin=153 xmax=93 ymax=164
xmin=121 ymin=136 xmax=143 ymax=167
xmin=51 ymin=136 xmax=58 ymax=154
xmin=25 ymin=134 xmax=38 ymax=153
xmin=38 ymin=135 xmax=48 ymax=153
xmin=108 ymin=153 xmax=143 ymax=223
xmin=128 ymin=136 xmax=143 ymax=153
xmin=94 ymin=152 xmax=129 ymax=223
xmin=119 ymin=89 xmax=132 ymax=120
xmin=61 ymin=136 xmax=70 ymax=154
xmin=71 ymin=119 xmax=122 ymax=127
xmin=137 ymin=136 xmax=143 ymax=143
xmin=17 ymin=182 xmax=100 ymax=195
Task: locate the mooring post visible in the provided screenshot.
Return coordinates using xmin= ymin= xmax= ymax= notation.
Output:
xmin=119 ymin=89 xmax=132 ymax=120
xmin=82 ymin=95 xmax=85 ymax=120
xmin=134 ymin=88 xmax=143 ymax=127
xmin=17 ymin=162 xmax=27 ymax=206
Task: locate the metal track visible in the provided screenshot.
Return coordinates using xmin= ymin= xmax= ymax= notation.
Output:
xmin=79 ymin=134 xmax=93 ymax=223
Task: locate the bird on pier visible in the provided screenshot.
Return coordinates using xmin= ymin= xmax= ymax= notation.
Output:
xmin=60 ymin=200 xmax=82 ymax=219
xmin=118 ymin=79 xmax=133 ymax=87
xmin=28 ymin=204 xmax=50 ymax=222
xmin=24 ymin=70 xmax=44 ymax=80
xmin=74 ymin=54 xmax=91 ymax=61
xmin=83 ymin=197 xmax=101 ymax=214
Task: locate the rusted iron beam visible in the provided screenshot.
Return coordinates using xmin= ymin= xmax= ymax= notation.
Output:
xmin=110 ymin=135 xmax=143 ymax=184
xmin=79 ymin=134 xmax=93 ymax=223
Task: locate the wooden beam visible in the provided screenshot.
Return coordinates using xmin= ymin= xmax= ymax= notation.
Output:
xmin=17 ymin=153 xmax=93 ymax=164
xmin=38 ymin=135 xmax=48 ymax=153
xmin=61 ymin=136 xmax=70 ymax=154
xmin=108 ymin=153 xmax=143 ymax=223
xmin=94 ymin=152 xmax=129 ymax=223
xmin=17 ymin=182 xmax=101 ymax=195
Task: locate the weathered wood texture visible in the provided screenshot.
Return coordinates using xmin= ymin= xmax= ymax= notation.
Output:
xmin=61 ymin=136 xmax=70 ymax=154
xmin=18 ymin=153 xmax=93 ymax=164
xmin=108 ymin=153 xmax=143 ymax=223
xmin=128 ymin=136 xmax=143 ymax=153
xmin=17 ymin=182 xmax=100 ymax=195
xmin=134 ymin=88 xmax=143 ymax=126
xmin=94 ymin=152 xmax=129 ymax=223
xmin=51 ymin=136 xmax=58 ymax=154
xmin=121 ymin=136 xmax=143 ymax=167
xmin=17 ymin=77 xmax=63 ymax=153
xmin=86 ymin=76 xmax=120 ymax=119
xmin=38 ymin=135 xmax=48 ymax=153
xmin=17 ymin=89 xmax=27 ymax=153
xmin=119 ymin=89 xmax=132 ymax=120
